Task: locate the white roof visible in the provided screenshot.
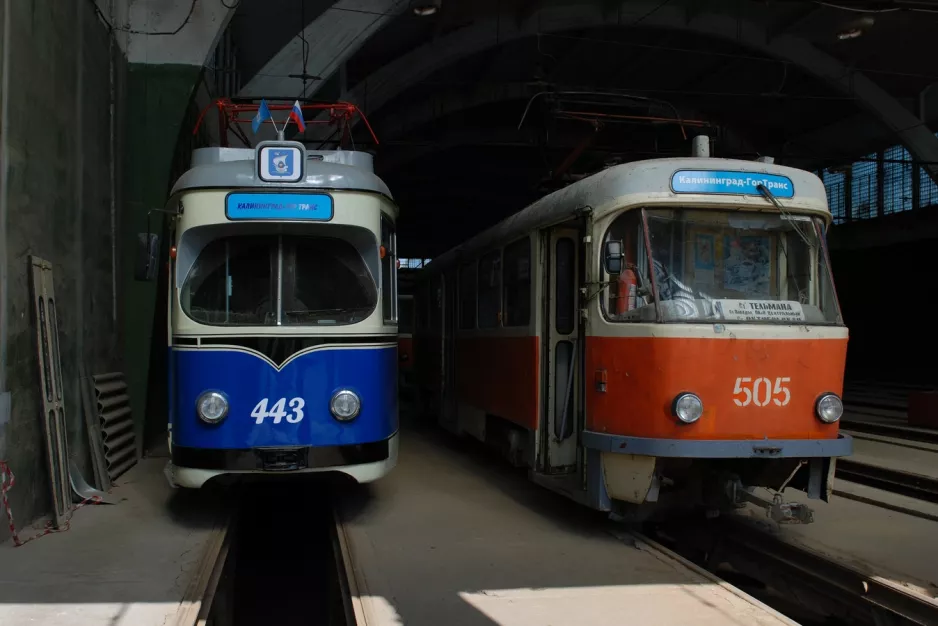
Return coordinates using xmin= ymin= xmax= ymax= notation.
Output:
xmin=427 ymin=157 xmax=829 ymax=270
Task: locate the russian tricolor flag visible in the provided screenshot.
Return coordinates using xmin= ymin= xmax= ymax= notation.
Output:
xmin=289 ymin=100 xmax=306 ymax=133
xmin=252 ymin=99 xmax=272 ymax=134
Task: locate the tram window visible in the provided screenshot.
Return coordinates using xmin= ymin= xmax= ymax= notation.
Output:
xmin=399 ymin=297 xmax=414 ymax=335
xmin=182 ymin=236 xmax=276 ymax=325
xmin=381 ymin=216 xmax=397 ymax=324
xmin=181 ymin=232 xmax=377 ymax=327
xmin=458 ymin=262 xmax=477 ymax=329
xmin=503 ymin=238 xmax=531 ymax=327
xmin=602 ymin=208 xmax=842 ymax=324
xmin=601 ymin=211 xmax=653 ymax=322
xmin=416 ymin=284 xmax=429 ymax=330
xmin=477 ymin=250 xmax=502 ymax=329
xmin=282 ymin=236 xmax=377 ymax=325
xmin=555 ymin=237 xmax=575 ymax=334
xmin=429 ymin=277 xmax=443 ymax=332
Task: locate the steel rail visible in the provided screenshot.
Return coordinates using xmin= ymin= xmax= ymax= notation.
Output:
xmin=836 ymin=459 xmax=938 ymax=505
xmin=842 ymin=418 xmax=938 ymax=446
xmin=651 ymin=518 xmax=938 ymax=626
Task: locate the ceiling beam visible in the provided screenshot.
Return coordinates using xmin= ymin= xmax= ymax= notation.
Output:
xmin=322 ymin=0 xmax=938 ymax=181
xmin=121 ymin=0 xmax=236 ymax=65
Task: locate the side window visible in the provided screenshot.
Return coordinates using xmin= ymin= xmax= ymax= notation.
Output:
xmin=477 ymin=250 xmax=501 ymax=329
xmin=429 ymin=276 xmax=443 ymax=332
xmin=399 ymin=297 xmax=414 ymax=335
xmin=602 ymin=210 xmax=651 ymax=321
xmin=555 ymin=237 xmax=575 ymax=334
xmin=503 ymin=238 xmax=531 ymax=327
xmin=381 ymin=216 xmax=397 ymax=323
xmin=416 ymin=283 xmax=429 ymax=331
xmin=459 ymin=262 xmax=477 ymax=330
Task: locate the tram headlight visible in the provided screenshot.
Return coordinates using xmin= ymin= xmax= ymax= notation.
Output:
xmin=672 ymin=392 xmax=703 ymax=424
xmin=330 ymin=389 xmax=361 ymax=422
xmin=196 ymin=391 xmax=229 ymax=424
xmin=815 ymin=393 xmax=844 ymax=424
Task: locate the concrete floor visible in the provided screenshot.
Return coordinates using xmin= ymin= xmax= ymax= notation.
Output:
xmin=0 ymin=456 xmax=230 ymax=626
xmin=336 ymin=427 xmax=796 ymax=626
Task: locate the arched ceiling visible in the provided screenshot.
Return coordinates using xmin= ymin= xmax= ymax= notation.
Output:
xmin=225 ymin=0 xmax=938 ymax=257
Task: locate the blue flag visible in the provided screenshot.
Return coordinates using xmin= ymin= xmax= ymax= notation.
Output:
xmin=252 ymin=99 xmax=272 ymax=134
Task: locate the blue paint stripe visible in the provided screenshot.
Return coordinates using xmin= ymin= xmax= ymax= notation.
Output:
xmin=171 ymin=345 xmax=397 ymax=449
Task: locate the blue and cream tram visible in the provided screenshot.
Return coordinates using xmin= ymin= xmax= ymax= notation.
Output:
xmin=164 ymin=141 xmax=399 ymax=488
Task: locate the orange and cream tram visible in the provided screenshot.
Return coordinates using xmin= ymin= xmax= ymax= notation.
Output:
xmin=412 ymin=141 xmax=851 ymax=523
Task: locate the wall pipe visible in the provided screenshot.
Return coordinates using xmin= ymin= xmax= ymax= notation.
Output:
xmin=0 ymin=0 xmax=12 ymax=392
xmin=108 ymin=0 xmax=117 ymax=324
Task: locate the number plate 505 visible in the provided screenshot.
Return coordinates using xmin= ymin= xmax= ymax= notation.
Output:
xmin=733 ymin=377 xmax=790 ymax=407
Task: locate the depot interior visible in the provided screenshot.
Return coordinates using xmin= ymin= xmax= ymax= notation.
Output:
xmin=1 ymin=0 xmax=938 ymax=536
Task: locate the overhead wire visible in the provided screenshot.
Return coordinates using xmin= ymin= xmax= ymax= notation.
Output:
xmin=814 ymin=1 xmax=938 ymax=13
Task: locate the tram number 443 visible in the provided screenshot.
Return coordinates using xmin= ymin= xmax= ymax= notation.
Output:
xmin=733 ymin=377 xmax=791 ymax=407
xmin=251 ymin=397 xmax=306 ymax=424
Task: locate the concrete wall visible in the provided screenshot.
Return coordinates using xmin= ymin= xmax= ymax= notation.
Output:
xmin=0 ymin=0 xmax=124 ymax=541
xmin=122 ymin=61 xmax=200 ymax=453
xmin=116 ymin=0 xmax=233 ymax=453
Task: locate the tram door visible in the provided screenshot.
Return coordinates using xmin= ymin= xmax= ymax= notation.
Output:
xmin=541 ymin=227 xmax=580 ymax=473
xmin=440 ymin=270 xmax=459 ymax=433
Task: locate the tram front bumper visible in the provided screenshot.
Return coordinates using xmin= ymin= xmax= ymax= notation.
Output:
xmin=581 ymin=431 xmax=853 ymax=458
xmin=167 ymin=432 xmax=399 ymax=488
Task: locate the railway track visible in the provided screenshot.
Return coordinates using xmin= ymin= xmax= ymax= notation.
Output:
xmin=646 ymin=516 xmax=938 ymax=626
xmin=843 ymin=416 xmax=938 ymax=446
xmin=836 ymin=459 xmax=938 ymax=506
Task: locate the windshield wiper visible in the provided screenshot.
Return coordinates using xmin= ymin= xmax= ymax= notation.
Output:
xmin=756 ymin=183 xmax=813 ymax=247
xmin=756 ymin=183 xmax=784 ymax=211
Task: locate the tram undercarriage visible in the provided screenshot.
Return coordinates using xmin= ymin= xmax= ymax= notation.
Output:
xmin=476 ymin=412 xmax=833 ymax=525
xmin=621 ymin=456 xmax=833 ymax=525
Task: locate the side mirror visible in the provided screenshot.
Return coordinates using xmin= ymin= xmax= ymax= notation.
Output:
xmin=134 ymin=233 xmax=160 ymax=281
xmin=603 ymin=240 xmax=624 ymax=275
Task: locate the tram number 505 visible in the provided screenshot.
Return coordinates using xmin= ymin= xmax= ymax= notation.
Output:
xmin=733 ymin=377 xmax=791 ymax=407
xmin=251 ymin=397 xmax=306 ymax=424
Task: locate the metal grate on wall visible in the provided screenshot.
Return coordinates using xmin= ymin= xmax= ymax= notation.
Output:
xmin=922 ymin=166 xmax=938 ymax=209
xmin=851 ymin=155 xmax=877 ymax=220
xmin=819 ymin=132 xmax=938 ymax=223
xmin=822 ymin=169 xmax=846 ymax=224
xmin=883 ymin=145 xmax=913 ymax=215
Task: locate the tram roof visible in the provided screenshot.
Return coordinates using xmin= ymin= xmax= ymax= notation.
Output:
xmin=170 ymin=147 xmax=394 ymax=201
xmin=423 ymin=157 xmax=829 ymax=273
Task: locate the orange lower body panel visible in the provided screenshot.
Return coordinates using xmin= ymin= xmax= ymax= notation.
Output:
xmin=456 ymin=336 xmax=539 ymax=430
xmin=586 ymin=336 xmax=847 ymax=440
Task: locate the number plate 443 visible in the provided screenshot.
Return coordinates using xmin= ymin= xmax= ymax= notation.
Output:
xmin=733 ymin=377 xmax=791 ymax=407
xmin=251 ymin=397 xmax=306 ymax=424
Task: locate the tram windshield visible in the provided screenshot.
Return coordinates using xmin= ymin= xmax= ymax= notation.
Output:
xmin=603 ymin=208 xmax=841 ymax=325
xmin=181 ymin=234 xmax=377 ymax=326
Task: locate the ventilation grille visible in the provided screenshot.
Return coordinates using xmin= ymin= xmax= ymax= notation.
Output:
xmin=93 ymin=373 xmax=137 ymax=481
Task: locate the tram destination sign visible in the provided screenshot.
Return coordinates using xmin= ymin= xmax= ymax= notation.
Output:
xmin=714 ymin=299 xmax=806 ymax=323
xmin=671 ymin=170 xmax=795 ymax=198
xmin=226 ymin=192 xmax=334 ymax=221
